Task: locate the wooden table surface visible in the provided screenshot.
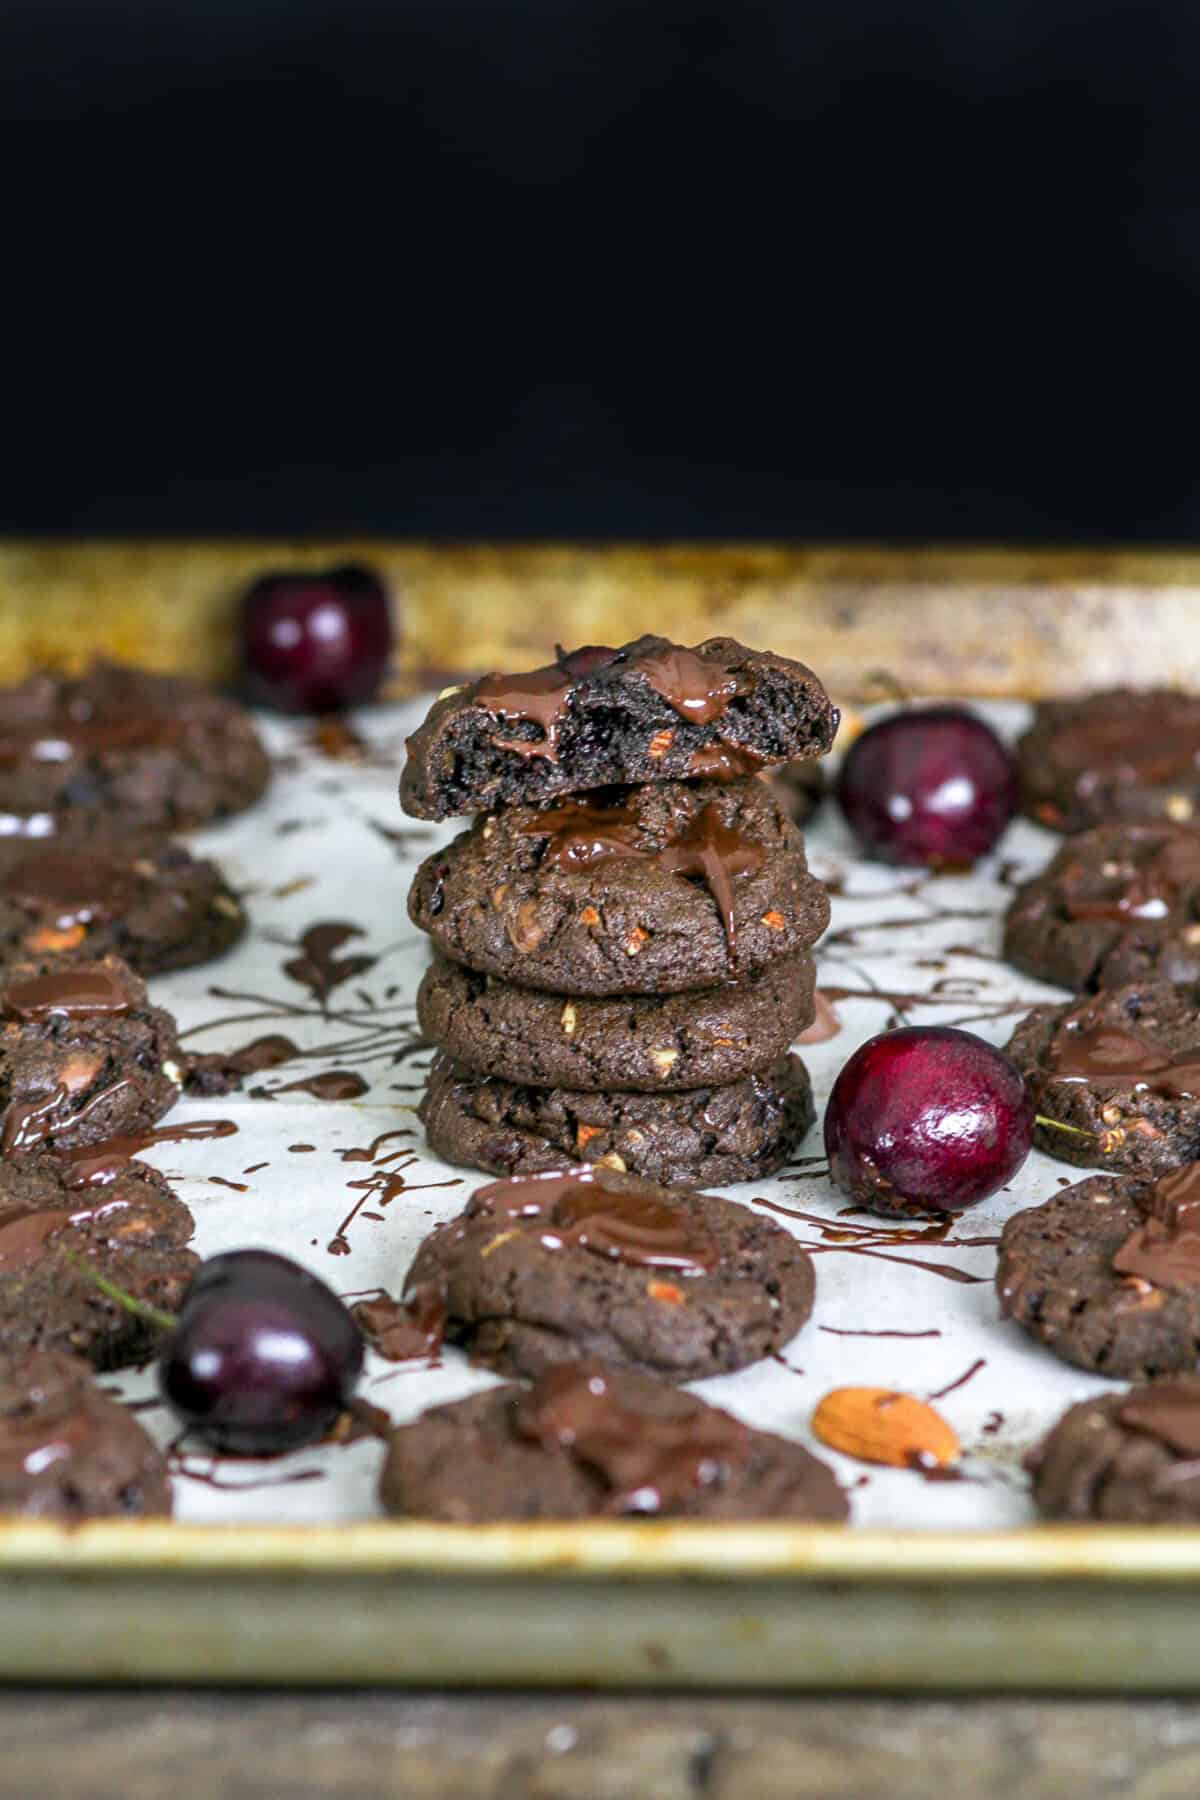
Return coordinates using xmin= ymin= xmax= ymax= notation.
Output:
xmin=3 ymin=1691 xmax=1198 ymax=1797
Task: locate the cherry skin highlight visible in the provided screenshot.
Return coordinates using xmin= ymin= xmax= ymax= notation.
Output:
xmin=823 ymin=1026 xmax=1034 ymax=1217
xmin=159 ymin=1249 xmax=364 ymax=1454
xmin=239 ymin=564 xmax=394 ymax=713
xmin=836 ymin=706 xmax=1017 ymax=868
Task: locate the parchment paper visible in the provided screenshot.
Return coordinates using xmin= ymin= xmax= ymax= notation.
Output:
xmin=105 ymin=698 xmax=1116 ymax=1527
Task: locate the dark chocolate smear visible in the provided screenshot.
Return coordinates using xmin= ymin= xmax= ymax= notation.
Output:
xmin=2 ymin=966 xmax=132 ymax=1021
xmin=0 ymin=848 xmax=136 ymax=926
xmin=473 ymin=1170 xmax=719 ymax=1273
xmin=514 ymin=1362 xmax=750 ymax=1512
xmin=1119 ymin=1380 xmax=1200 ymax=1457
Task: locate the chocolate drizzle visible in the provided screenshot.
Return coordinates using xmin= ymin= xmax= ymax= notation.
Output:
xmin=282 ymin=922 xmax=377 ymax=1008
xmin=1 ymin=1077 xmax=134 ymax=1155
xmin=56 ymin=1118 xmax=238 ymax=1186
xmin=513 ymin=1362 xmax=750 ymax=1512
xmin=473 ymin=1169 xmax=719 ymax=1273
xmin=2 ymin=966 xmax=131 ymax=1021
xmin=1112 ymin=1164 xmax=1200 ymax=1292
xmin=355 ymin=1286 xmax=447 ymax=1361
xmin=253 ymin=1069 xmax=369 ymax=1101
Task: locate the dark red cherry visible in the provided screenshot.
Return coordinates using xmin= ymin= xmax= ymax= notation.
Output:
xmin=836 ymin=706 xmax=1017 ymax=868
xmin=159 ymin=1249 xmax=364 ymax=1454
xmin=239 ymin=564 xmax=394 ymax=713
xmin=823 ymin=1026 xmax=1034 ymax=1217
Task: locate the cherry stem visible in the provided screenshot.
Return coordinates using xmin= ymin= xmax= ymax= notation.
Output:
xmin=864 ymin=668 xmax=911 ymax=707
xmin=62 ymin=1252 xmax=178 ymax=1333
xmin=1034 ymin=1113 xmax=1098 ymax=1141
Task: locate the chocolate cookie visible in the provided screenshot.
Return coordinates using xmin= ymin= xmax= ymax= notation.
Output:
xmin=403 ymin=1166 xmax=817 ymax=1379
xmin=0 ymin=839 xmax=246 ymax=975
xmin=0 ymin=1348 xmax=173 ymax=1518
xmin=0 ymin=956 xmax=183 ymax=1156
xmin=997 ymin=1163 xmax=1200 ymax=1379
xmin=416 ymin=952 xmax=816 ymax=1092
xmin=0 ymin=1152 xmax=198 ymax=1370
xmin=401 ymin=635 xmax=838 ymax=820
xmin=1028 ymin=1377 xmax=1200 ymax=1523
xmin=769 ymin=757 xmax=825 ymax=826
xmin=1003 ymin=822 xmax=1200 ymax=992
xmin=1017 ymin=688 xmax=1200 ymax=834
xmin=380 ymin=1360 xmax=847 ymax=1523
xmin=419 ymin=1051 xmax=815 ymax=1188
xmin=0 ymin=661 xmax=270 ymax=837
xmin=408 ymin=778 xmax=830 ymax=996
xmin=1006 ymin=981 xmax=1200 ymax=1179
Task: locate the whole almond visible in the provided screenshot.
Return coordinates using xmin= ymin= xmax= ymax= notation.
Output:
xmin=811 ymin=1386 xmax=960 ymax=1470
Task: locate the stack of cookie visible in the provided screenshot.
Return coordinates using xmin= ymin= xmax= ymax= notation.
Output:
xmin=400 ymin=634 xmax=838 ymax=1187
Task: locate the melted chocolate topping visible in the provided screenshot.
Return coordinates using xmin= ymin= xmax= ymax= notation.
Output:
xmin=522 ymin=796 xmax=765 ymax=954
xmin=686 ymin=743 xmax=766 ymax=778
xmin=1118 ymin=1380 xmax=1200 ymax=1457
xmin=1053 ymin=704 xmax=1200 ymax=788
xmin=473 ymin=663 xmax=575 ymax=762
xmin=654 ymin=805 xmax=766 ymax=955
xmin=1 ymin=966 xmax=131 ymax=1022
xmin=1112 ymin=1165 xmax=1200 ymax=1292
xmin=0 ymin=848 xmax=135 ymax=926
xmin=627 ymin=644 xmax=742 ymax=724
xmin=473 ymin=1169 xmax=719 ymax=1273
xmin=471 ymin=638 xmax=745 ymax=762
xmin=521 ymin=799 xmax=649 ymax=870
xmin=514 ymin=1362 xmax=749 ymax=1511
xmin=0 ymin=1205 xmax=73 ymax=1269
xmin=0 ymin=711 xmax=183 ymax=767
xmin=1061 ymin=833 xmax=1200 ymax=924
xmin=1045 ymin=1013 xmax=1200 ymax=1101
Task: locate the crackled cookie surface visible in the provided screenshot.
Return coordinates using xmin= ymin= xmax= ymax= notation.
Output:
xmin=381 ymin=1359 xmax=846 ymax=1523
xmin=0 ymin=661 xmax=270 ymax=837
xmin=408 ymin=778 xmax=829 ymax=996
xmin=404 ymin=1166 xmax=816 ymax=1380
xmin=416 ymin=951 xmax=815 ymax=1092
xmin=0 ymin=956 xmax=183 ymax=1157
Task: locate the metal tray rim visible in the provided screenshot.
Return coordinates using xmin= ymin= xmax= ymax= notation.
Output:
xmin=6 ymin=1519 xmax=1200 ymax=1583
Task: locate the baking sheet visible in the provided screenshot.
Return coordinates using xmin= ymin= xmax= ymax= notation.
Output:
xmin=100 ymin=696 xmax=1110 ymax=1530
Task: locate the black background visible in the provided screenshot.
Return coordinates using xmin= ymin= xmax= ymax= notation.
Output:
xmin=0 ymin=0 xmax=1195 ymax=539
